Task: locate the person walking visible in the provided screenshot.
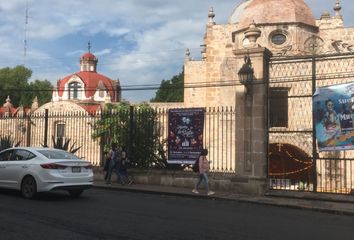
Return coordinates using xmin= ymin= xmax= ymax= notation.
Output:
xmin=105 ymin=143 xmax=122 ymax=184
xmin=118 ymin=146 xmax=133 ymax=185
xmin=103 ymin=150 xmax=110 ymax=181
xmin=192 ymin=148 xmax=215 ymax=196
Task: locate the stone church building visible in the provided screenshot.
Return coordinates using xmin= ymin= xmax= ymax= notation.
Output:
xmin=184 ymin=0 xmax=349 ymax=108
xmin=2 ymin=0 xmax=354 ymax=195
xmin=180 ymin=0 xmax=354 ymax=194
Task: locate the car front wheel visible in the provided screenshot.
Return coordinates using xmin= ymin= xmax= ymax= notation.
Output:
xmin=68 ymin=189 xmax=83 ymax=198
xmin=21 ymin=176 xmax=37 ymax=199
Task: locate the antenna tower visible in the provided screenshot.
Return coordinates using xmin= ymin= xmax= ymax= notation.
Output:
xmin=24 ymin=0 xmax=29 ymax=60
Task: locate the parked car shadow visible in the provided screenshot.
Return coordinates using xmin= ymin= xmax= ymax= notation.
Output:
xmin=0 ymin=188 xmax=22 ymax=198
xmin=0 ymin=188 xmax=90 ymax=201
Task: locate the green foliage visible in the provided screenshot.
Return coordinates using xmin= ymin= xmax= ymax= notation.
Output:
xmin=150 ymin=70 xmax=184 ymax=102
xmin=92 ymin=103 xmax=167 ymax=168
xmin=22 ymin=80 xmax=53 ymax=106
xmin=0 ymin=135 xmax=21 ymax=151
xmin=131 ymin=103 xmax=167 ymax=168
xmin=0 ymin=65 xmax=31 ymax=106
xmin=0 ymin=65 xmax=53 ymax=107
xmin=92 ymin=102 xmax=131 ymax=149
xmin=50 ymin=136 xmax=81 ymax=154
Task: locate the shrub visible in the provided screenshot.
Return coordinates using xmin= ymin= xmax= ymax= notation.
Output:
xmin=0 ymin=135 xmax=21 ymax=151
xmin=50 ymin=136 xmax=81 ymax=154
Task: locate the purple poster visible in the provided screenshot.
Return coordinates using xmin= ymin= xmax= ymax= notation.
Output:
xmin=168 ymin=108 xmax=205 ymax=164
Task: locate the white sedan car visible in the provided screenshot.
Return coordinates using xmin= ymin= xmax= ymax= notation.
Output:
xmin=0 ymin=147 xmax=93 ymax=199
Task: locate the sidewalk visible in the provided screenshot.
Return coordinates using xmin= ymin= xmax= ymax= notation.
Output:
xmin=93 ymin=180 xmax=354 ymax=216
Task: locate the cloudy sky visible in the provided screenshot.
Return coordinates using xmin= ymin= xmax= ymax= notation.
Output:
xmin=0 ymin=0 xmax=353 ymax=102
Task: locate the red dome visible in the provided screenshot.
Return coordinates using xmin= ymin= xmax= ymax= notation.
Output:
xmin=57 ymin=71 xmax=117 ymax=100
xmin=81 ymin=52 xmax=97 ymax=60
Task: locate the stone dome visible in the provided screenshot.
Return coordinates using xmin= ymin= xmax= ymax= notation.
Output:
xmin=229 ymin=0 xmax=316 ymax=29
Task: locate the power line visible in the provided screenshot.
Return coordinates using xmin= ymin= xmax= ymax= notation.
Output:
xmin=0 ymin=79 xmax=245 ymax=93
xmin=1 ymin=74 xmax=351 ymax=94
xmin=2 ymin=67 xmax=353 ymax=93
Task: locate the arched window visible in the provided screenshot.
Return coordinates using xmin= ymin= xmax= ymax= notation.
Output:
xmin=55 ymin=122 xmax=65 ymax=146
xmin=99 ymin=89 xmax=105 ymax=98
xmin=269 ymin=87 xmax=289 ymax=127
xmin=69 ymin=82 xmax=81 ymax=99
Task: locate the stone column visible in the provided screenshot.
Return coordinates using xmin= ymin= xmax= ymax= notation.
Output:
xmin=233 ymin=47 xmax=272 ymax=195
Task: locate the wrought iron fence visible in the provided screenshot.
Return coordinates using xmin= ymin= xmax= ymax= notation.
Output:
xmin=268 ymin=53 xmax=354 ymax=194
xmin=147 ymin=106 xmax=236 ymax=172
xmin=0 ymin=106 xmax=236 ymax=172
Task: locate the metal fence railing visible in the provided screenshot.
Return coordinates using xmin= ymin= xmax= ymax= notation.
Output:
xmin=0 ymin=106 xmax=236 ymax=172
xmin=268 ymin=52 xmax=354 ymax=194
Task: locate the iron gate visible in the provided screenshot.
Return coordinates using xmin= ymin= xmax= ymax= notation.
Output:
xmin=268 ymin=52 xmax=354 ymax=194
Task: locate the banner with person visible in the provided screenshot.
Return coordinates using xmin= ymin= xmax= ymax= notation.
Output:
xmin=167 ymin=108 xmax=205 ymax=164
xmin=313 ymin=82 xmax=354 ymax=151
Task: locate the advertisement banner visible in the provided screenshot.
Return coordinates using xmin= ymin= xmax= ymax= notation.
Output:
xmin=168 ymin=108 xmax=205 ymax=164
xmin=313 ymin=82 xmax=354 ymax=151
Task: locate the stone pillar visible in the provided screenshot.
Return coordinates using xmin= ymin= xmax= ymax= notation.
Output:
xmin=233 ymin=47 xmax=272 ymax=195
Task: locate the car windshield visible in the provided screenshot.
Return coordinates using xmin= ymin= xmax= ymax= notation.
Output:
xmin=37 ymin=150 xmax=80 ymax=160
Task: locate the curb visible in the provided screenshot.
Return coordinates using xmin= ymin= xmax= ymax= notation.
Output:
xmin=92 ymin=184 xmax=354 ymax=216
xmin=93 ymin=184 xmax=217 ymax=200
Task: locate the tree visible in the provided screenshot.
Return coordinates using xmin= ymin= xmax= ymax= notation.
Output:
xmin=23 ymin=80 xmax=53 ymax=106
xmin=0 ymin=66 xmax=31 ymax=106
xmin=0 ymin=65 xmax=53 ymax=107
xmin=150 ymin=70 xmax=184 ymax=102
xmin=92 ymin=102 xmax=167 ymax=168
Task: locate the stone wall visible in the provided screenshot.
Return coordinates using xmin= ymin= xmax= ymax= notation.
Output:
xmin=93 ymin=167 xmax=266 ymax=195
xmin=34 ymin=101 xmax=102 ymax=165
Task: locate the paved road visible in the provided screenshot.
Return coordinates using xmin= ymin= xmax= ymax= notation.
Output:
xmin=0 ymin=188 xmax=353 ymax=240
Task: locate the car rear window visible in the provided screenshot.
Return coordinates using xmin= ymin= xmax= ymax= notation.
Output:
xmin=38 ymin=150 xmax=80 ymax=160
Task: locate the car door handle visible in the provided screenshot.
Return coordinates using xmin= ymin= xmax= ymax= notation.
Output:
xmin=22 ymin=166 xmax=28 ymax=169
xmin=0 ymin=166 xmax=5 ymax=168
